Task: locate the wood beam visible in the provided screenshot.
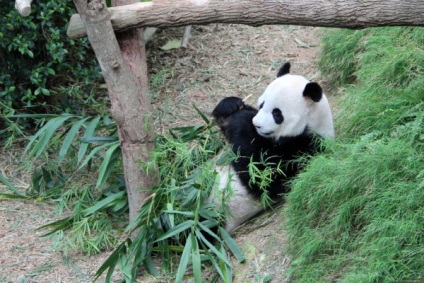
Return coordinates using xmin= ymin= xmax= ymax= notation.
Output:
xmin=67 ymin=0 xmax=424 ymax=39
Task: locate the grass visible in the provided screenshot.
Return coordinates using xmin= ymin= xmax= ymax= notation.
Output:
xmin=285 ymin=27 xmax=424 ymax=282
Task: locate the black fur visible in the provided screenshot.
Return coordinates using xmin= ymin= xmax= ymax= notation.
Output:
xmin=276 ymin=62 xmax=291 ymax=78
xmin=212 ymin=96 xmax=320 ymax=199
xmin=303 ymin=82 xmax=322 ymax=102
xmin=211 ymin=96 xmax=256 ymax=131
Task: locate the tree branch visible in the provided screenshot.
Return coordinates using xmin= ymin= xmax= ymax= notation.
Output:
xmin=68 ymin=0 xmax=424 ymax=39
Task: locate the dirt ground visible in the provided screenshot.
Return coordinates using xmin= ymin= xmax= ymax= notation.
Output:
xmin=0 ymin=24 xmax=327 ymax=282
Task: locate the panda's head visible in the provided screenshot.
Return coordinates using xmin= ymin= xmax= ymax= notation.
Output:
xmin=252 ymin=63 xmax=335 ymax=140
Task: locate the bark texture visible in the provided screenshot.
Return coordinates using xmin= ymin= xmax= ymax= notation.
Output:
xmin=72 ymin=0 xmax=156 ymax=226
xmin=68 ymin=0 xmax=424 ymax=39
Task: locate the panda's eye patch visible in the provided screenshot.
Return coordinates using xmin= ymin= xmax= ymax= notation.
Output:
xmin=272 ymin=108 xmax=284 ymax=124
xmin=259 ymin=101 xmax=264 ymax=109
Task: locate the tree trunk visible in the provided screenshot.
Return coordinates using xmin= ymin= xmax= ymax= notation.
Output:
xmin=111 ymin=0 xmax=156 ymax=233
xmin=72 ymin=0 xmax=156 ymax=228
xmin=68 ymin=0 xmax=424 ymax=39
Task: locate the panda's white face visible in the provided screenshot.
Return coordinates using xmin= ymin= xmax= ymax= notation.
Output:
xmin=252 ymin=74 xmax=310 ymax=139
xmin=252 ymin=74 xmax=335 ymax=140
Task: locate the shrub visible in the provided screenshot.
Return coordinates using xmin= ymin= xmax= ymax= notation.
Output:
xmin=0 ymin=0 xmax=101 ymax=115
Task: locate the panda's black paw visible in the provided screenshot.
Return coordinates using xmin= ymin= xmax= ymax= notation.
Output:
xmin=212 ymin=97 xmax=255 ymax=129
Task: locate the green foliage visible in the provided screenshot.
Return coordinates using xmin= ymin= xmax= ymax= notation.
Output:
xmin=0 ymin=1 xmax=100 ymax=107
xmin=0 ymin=0 xmax=101 ymax=142
xmin=285 ymin=27 xmax=424 ymax=282
xmin=96 ymin=119 xmax=248 ymax=282
xmin=19 ymin=113 xmax=124 ymax=255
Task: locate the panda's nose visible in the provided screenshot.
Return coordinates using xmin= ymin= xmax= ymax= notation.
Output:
xmin=252 ymin=121 xmax=260 ymax=128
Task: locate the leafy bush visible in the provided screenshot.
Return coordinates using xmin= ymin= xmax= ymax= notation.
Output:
xmin=96 ymin=112 xmax=249 ymax=283
xmin=0 ymin=0 xmax=101 ymax=140
xmin=286 ymin=27 xmax=424 ymax=282
xmin=13 ymin=113 xmax=124 ymax=256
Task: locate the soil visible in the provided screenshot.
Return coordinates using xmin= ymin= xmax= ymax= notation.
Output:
xmin=0 ymin=24 xmax=328 ymax=282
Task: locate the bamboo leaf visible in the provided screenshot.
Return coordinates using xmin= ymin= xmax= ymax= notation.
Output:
xmin=200 ymin=241 xmax=227 ymax=282
xmin=218 ymin=244 xmax=232 ymax=283
xmin=219 ymin=227 xmax=246 ymax=262
xmin=26 ymin=115 xmax=74 ymax=158
xmin=155 ymin=220 xmax=194 ymax=242
xmin=164 ymin=210 xmax=194 ymax=217
xmin=0 ymin=193 xmax=30 ymax=200
xmin=0 ymin=174 xmax=25 ymax=196
xmin=175 ymin=234 xmax=192 ymax=283
xmin=191 ymin=234 xmax=202 ymax=283
xmin=77 ymin=116 xmax=101 ymax=162
xmin=195 ymin=229 xmax=231 ymax=266
xmin=198 ymin=222 xmax=221 ymax=243
xmin=95 ymin=239 xmax=129 ymax=282
xmin=81 ymin=136 xmax=118 ymax=143
xmin=96 ymin=141 xmax=120 ymax=188
xmin=193 ymin=103 xmax=210 ymax=124
xmin=58 ymin=117 xmax=89 ymax=163
xmin=83 ymin=191 xmax=126 ymax=216
xmin=76 ymin=143 xmax=111 ymax=171
xmin=37 ymin=217 xmax=73 ymax=237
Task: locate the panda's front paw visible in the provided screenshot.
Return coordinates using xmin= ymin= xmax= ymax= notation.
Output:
xmin=212 ymin=97 xmax=255 ymax=129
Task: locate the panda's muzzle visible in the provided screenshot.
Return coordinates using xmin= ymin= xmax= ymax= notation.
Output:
xmin=255 ymin=127 xmax=273 ymax=136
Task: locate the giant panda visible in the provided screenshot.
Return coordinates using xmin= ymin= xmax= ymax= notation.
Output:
xmin=210 ymin=62 xmax=334 ymax=232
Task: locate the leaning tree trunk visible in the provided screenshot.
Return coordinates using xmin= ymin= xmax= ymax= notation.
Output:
xmin=72 ymin=0 xmax=156 ymax=228
xmin=67 ymin=0 xmax=424 ymax=39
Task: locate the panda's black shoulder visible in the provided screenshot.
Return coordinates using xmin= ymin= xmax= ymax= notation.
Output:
xmin=221 ymin=108 xmax=259 ymax=146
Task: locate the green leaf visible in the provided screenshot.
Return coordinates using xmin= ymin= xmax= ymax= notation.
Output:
xmin=218 ymin=244 xmax=232 ymax=283
xmin=83 ymin=191 xmax=126 ymax=216
xmin=195 ymin=229 xmax=231 ymax=267
xmin=0 ymin=174 xmax=25 ymax=197
xmin=76 ymin=142 xmax=111 ymax=171
xmin=175 ymin=233 xmax=193 ymax=283
xmin=26 ymin=115 xmax=75 ymax=158
xmin=96 ymin=142 xmax=120 ymax=188
xmin=160 ymin=39 xmax=181 ymax=51
xmin=155 ymin=220 xmax=194 ymax=242
xmin=77 ymin=116 xmax=101 ymax=162
xmin=95 ymin=239 xmax=130 ymax=282
xmin=164 ymin=210 xmax=194 ymax=217
xmin=191 ymin=234 xmax=202 ymax=283
xmin=58 ymin=117 xmax=89 ymax=163
xmin=219 ymin=227 xmax=246 ymax=262
xmin=37 ymin=217 xmax=73 ymax=237
xmin=193 ymin=104 xmax=210 ymax=124
xmin=0 ymin=193 xmax=30 ymax=200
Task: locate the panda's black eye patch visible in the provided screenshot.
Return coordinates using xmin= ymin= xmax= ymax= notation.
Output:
xmin=272 ymin=108 xmax=284 ymax=124
xmin=259 ymin=101 xmax=264 ymax=109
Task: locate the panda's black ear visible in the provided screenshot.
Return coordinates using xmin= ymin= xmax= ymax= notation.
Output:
xmin=303 ymin=82 xmax=322 ymax=102
xmin=276 ymin=62 xmax=291 ymax=78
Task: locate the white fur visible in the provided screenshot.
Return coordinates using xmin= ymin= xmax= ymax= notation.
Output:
xmin=210 ymin=72 xmax=334 ymax=233
xmin=252 ymin=74 xmax=335 ymax=139
xmin=209 ymin=166 xmax=263 ymax=233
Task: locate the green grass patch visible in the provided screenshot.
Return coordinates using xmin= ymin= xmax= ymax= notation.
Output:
xmin=285 ymin=27 xmax=424 ymax=282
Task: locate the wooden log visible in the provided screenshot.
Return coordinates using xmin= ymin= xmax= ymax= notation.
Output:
xmin=67 ymin=0 xmax=424 ymax=39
